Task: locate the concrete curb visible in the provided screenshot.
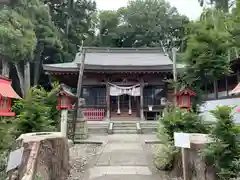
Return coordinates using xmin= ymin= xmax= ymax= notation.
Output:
xmin=74 ymin=140 xmax=104 ymax=145
xmin=144 ymin=140 xmax=162 ymax=144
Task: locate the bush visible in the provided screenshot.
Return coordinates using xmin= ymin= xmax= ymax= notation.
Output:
xmin=203 ymin=106 xmax=240 ymax=180
xmin=12 ymin=84 xmax=60 ymax=137
xmin=154 ymin=106 xmax=208 ymax=171
xmin=0 ymin=118 xmax=16 ymax=178
xmin=0 ymin=84 xmax=60 ymax=178
xmin=159 ymin=106 xmax=208 ymax=140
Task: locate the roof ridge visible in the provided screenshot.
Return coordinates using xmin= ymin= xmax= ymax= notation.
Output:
xmin=82 ymin=47 xmax=165 ymax=53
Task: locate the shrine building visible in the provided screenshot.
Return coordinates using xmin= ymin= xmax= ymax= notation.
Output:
xmin=43 ymin=47 xmax=177 ymax=121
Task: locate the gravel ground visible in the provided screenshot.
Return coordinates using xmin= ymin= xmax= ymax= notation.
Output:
xmin=68 ymin=144 xmax=103 ymax=180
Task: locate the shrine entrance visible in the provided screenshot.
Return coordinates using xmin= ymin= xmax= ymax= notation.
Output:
xmin=110 ymin=95 xmax=139 ymax=118
xmin=108 ymin=83 xmax=141 ymax=118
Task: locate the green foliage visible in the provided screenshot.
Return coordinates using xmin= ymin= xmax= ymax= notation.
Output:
xmin=12 ymin=85 xmax=60 ymax=137
xmin=160 ymin=106 xmax=209 ymax=141
xmin=183 ymin=11 xmax=231 ymax=84
xmin=154 ymin=106 xmax=208 ymax=170
xmin=0 ymin=118 xmax=16 ymax=178
xmin=0 ymin=8 xmax=37 ymax=61
xmin=203 ymin=106 xmax=240 ymax=180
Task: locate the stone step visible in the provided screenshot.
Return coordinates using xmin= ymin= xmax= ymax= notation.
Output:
xmin=113 ymin=127 xmax=136 ymax=130
xmin=113 ymin=129 xmax=137 ymax=134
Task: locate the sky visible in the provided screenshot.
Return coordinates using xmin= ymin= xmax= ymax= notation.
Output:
xmin=95 ymin=0 xmax=203 ymax=20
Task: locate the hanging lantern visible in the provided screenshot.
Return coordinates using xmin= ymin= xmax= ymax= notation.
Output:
xmin=176 ymin=88 xmax=196 ymax=109
xmin=0 ymin=76 xmax=21 ymax=116
xmin=56 ymin=84 xmax=76 ymax=110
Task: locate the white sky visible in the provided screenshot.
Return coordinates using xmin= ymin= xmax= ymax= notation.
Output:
xmin=95 ymin=0 xmax=203 ymax=20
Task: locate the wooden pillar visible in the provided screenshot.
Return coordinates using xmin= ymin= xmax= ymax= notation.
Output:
xmin=237 ymin=69 xmax=240 ymax=82
xmin=72 ymin=49 xmax=86 ymax=141
xmin=225 ymin=76 xmax=229 ymax=96
xmin=106 ymin=82 xmax=110 ymax=119
xmin=213 ymin=80 xmax=218 ymax=99
xmin=140 ymin=77 xmax=144 ymax=120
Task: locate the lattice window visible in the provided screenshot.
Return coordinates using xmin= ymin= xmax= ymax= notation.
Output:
xmin=143 ymin=85 xmax=165 ymax=106
xmin=82 ymin=86 xmax=106 ymax=106
xmin=0 ymin=97 xmax=9 ymax=111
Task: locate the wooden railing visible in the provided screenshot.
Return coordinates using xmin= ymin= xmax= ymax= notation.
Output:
xmin=83 ymin=108 xmax=105 ymax=121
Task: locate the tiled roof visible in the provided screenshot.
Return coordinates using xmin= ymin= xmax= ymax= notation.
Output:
xmin=43 ymin=47 xmax=176 ymax=72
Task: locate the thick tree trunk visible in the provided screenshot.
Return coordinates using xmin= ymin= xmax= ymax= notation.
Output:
xmin=24 ymin=61 xmax=31 ymax=96
xmin=7 ymin=132 xmax=70 ymax=180
xmin=33 ymin=43 xmax=43 ymax=86
xmin=14 ymin=63 xmax=25 ymax=98
xmin=1 ymin=57 xmax=10 ymax=78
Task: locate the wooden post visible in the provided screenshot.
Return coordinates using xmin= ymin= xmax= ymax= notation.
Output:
xmin=140 ymin=77 xmax=144 ymax=120
xmin=225 ymin=76 xmax=228 ymax=96
xmin=106 ymin=82 xmax=110 ymax=119
xmin=172 ymin=48 xmax=177 ymax=105
xmin=237 ymin=69 xmax=240 ymax=82
xmin=72 ymin=49 xmax=86 ymax=142
xmin=181 ymin=148 xmax=189 ymax=180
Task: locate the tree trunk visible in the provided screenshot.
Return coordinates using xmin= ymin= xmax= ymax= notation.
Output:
xmin=24 ymin=61 xmax=31 ymax=96
xmin=7 ymin=132 xmax=70 ymax=180
xmin=33 ymin=43 xmax=43 ymax=86
xmin=1 ymin=57 xmax=10 ymax=78
xmin=14 ymin=63 xmax=25 ymax=98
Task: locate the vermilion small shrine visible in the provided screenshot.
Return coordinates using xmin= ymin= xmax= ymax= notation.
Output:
xmin=0 ymin=76 xmax=21 ymax=116
xmin=176 ymin=88 xmax=196 ymax=110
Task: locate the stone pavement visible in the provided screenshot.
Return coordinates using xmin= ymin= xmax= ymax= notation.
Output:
xmin=84 ymin=134 xmax=161 ymax=180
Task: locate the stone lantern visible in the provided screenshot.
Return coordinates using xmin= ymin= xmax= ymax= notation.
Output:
xmin=56 ymin=84 xmax=76 ymax=137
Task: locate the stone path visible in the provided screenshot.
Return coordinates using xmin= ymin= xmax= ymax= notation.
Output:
xmin=84 ymin=134 xmax=160 ymax=180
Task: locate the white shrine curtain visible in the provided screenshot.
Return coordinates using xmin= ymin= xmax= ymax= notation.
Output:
xmin=108 ymin=82 xmax=140 ymax=96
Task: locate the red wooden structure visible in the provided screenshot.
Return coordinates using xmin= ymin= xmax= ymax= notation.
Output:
xmin=56 ymin=84 xmax=76 ymax=110
xmin=83 ymin=109 xmax=105 ymax=121
xmin=0 ymin=76 xmax=21 ymax=116
xmin=176 ymin=88 xmax=196 ymax=109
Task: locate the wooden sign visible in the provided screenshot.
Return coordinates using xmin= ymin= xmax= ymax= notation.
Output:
xmin=174 ymin=132 xmax=191 ymax=148
xmin=6 ymin=148 xmax=24 ymax=172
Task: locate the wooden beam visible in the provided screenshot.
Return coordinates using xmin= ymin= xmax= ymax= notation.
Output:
xmin=140 ymin=77 xmax=145 ymax=120
xmin=72 ymin=49 xmax=86 ymax=142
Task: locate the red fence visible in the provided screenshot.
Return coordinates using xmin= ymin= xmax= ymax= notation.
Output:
xmin=83 ymin=109 xmax=105 ymax=121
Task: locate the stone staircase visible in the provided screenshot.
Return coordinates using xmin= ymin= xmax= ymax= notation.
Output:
xmin=140 ymin=121 xmax=158 ymax=134
xmin=87 ymin=121 xmax=109 ymax=134
xmin=112 ymin=121 xmax=138 ymax=134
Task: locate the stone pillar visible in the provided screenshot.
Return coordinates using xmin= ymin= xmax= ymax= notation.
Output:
xmin=106 ymin=83 xmax=110 ymax=119
xmin=60 ymin=109 xmax=68 ymax=137
xmin=140 ymin=78 xmax=144 ymax=120
xmin=77 ymin=98 xmax=88 ymax=139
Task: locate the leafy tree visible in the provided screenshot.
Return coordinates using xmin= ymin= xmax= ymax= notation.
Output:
xmin=13 ymin=0 xmax=62 ymax=86
xmin=198 ymin=0 xmax=233 ymax=12
xmin=43 ymin=0 xmax=97 ymax=63
xmin=97 ymin=10 xmax=120 ymax=47
xmin=0 ymin=8 xmax=37 ymax=96
xmin=95 ymin=0 xmax=188 ymax=50
xmin=180 ymin=10 xmax=231 ymax=104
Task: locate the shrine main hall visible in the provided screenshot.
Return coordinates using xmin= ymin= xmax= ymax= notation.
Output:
xmin=43 ymin=47 xmax=176 ymax=121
